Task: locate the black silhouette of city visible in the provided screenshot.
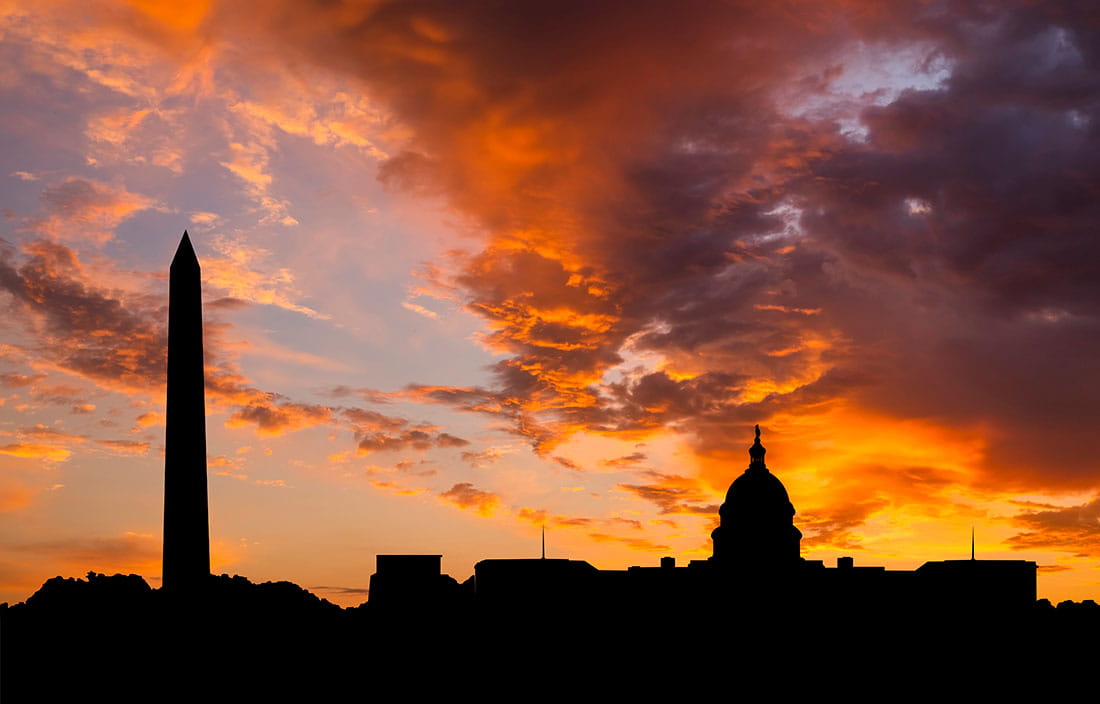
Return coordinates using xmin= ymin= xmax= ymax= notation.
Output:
xmin=3 ymin=234 xmax=1097 ymax=696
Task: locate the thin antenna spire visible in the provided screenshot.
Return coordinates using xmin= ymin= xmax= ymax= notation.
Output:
xmin=971 ymin=526 xmax=975 ymax=560
xmin=541 ymin=524 xmax=546 ymax=559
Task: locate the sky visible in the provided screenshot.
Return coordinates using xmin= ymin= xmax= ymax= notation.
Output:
xmin=2 ymin=0 xmax=1099 ymax=608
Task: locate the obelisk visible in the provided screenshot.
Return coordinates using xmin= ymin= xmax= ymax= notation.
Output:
xmin=162 ymin=231 xmax=210 ymax=591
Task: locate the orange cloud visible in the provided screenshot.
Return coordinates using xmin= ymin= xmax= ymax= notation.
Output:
xmin=460 ymin=446 xmax=514 ymax=468
xmin=439 ymin=482 xmax=501 ymax=517
xmin=202 ymin=237 xmax=328 ymax=318
xmin=616 ymin=474 xmax=719 ymax=517
xmin=127 ymin=0 xmax=213 ymax=33
xmin=18 ymin=425 xmax=86 ymax=442
xmin=134 ymin=411 xmax=162 ymax=428
xmin=587 ymin=533 xmax=670 ymax=553
xmin=344 ymin=406 xmax=469 ymax=455
xmin=35 ymin=177 xmax=158 ymax=243
xmin=371 ymin=480 xmax=427 ymax=497
xmin=1007 ymin=497 xmax=1100 ymax=558
xmin=84 ymin=106 xmax=185 ymax=173
xmin=798 ymin=498 xmax=891 ymax=551
xmin=600 ymin=452 xmax=647 ymax=470
xmin=253 ymin=479 xmax=288 ymax=488
xmin=515 ymin=507 xmax=595 ymax=530
xmin=0 ymin=424 xmax=89 ymax=462
xmin=514 ymin=506 xmax=667 ymax=554
xmin=208 ymin=454 xmax=243 ymax=470
xmin=0 ymin=443 xmax=74 ymax=462
xmin=96 ymin=439 xmax=150 ymax=456
xmin=225 ymin=400 xmax=333 ymax=437
xmin=401 ymin=301 xmax=439 ymax=319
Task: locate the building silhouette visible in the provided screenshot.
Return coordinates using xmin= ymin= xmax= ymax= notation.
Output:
xmin=369 ymin=426 xmax=1038 ymax=616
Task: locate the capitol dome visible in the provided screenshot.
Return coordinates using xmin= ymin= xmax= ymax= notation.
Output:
xmin=710 ymin=425 xmax=803 ymax=567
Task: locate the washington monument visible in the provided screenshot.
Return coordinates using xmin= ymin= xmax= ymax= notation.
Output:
xmin=161 ymin=232 xmax=210 ymax=590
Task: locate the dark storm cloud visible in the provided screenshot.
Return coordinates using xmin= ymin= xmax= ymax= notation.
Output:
xmin=306 ymin=0 xmax=1100 ymax=493
xmin=244 ymin=0 xmax=865 ymax=454
xmin=99 ymin=0 xmax=1100 ymax=502
xmin=0 ymin=238 xmax=166 ymax=391
xmin=788 ymin=7 xmax=1100 ymax=487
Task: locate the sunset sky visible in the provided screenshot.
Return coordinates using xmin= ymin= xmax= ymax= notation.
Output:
xmin=2 ymin=1 xmax=1099 ymax=607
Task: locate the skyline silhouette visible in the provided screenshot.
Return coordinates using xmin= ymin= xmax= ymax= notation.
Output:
xmin=4 ymin=234 xmax=1053 ymax=614
xmin=4 ymin=229 xmax=1097 ymax=700
xmin=3 ymin=1 xmax=1100 ymax=609
xmin=151 ymin=231 xmax=1034 ymax=611
xmin=0 ymin=230 xmax=1094 ymax=608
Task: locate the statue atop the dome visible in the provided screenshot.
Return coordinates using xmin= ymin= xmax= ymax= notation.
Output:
xmin=710 ymin=425 xmax=803 ymax=568
xmin=749 ymin=424 xmax=765 ymax=468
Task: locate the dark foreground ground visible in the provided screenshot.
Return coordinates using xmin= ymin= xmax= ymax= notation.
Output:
xmin=3 ymin=572 xmax=1098 ymax=700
